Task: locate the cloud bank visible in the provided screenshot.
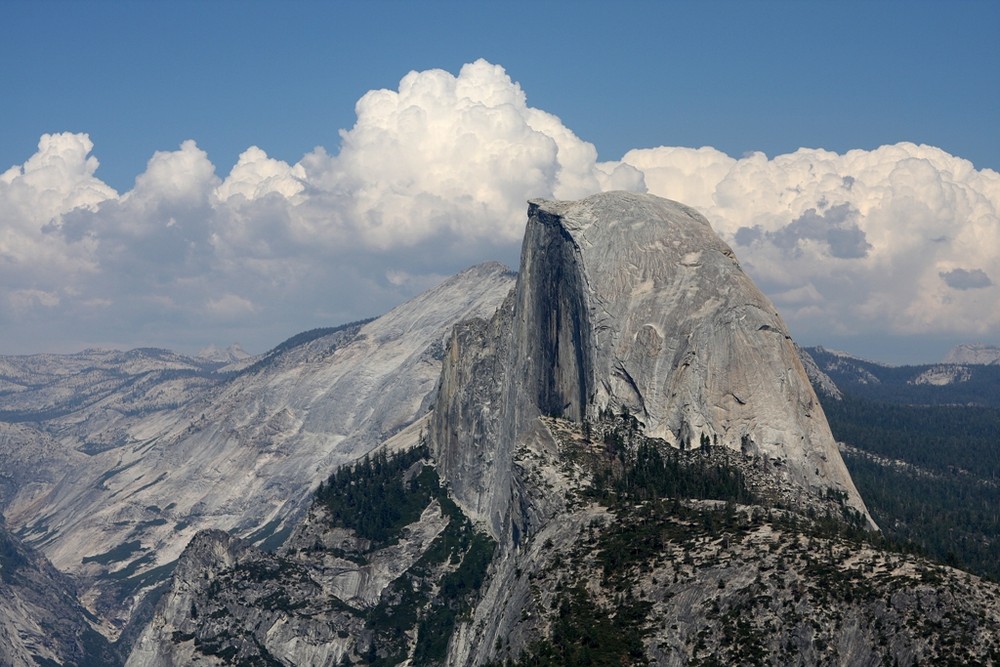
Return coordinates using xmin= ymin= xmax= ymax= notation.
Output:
xmin=1 ymin=59 xmax=997 ymax=357
xmin=623 ymin=143 xmax=1000 ymax=342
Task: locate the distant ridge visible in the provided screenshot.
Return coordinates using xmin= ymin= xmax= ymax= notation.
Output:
xmin=943 ymin=342 xmax=1000 ymax=365
xmin=196 ymin=343 xmax=252 ymax=364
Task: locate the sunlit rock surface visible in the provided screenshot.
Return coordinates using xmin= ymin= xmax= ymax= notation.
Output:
xmin=943 ymin=343 xmax=1000 ymax=365
xmin=0 ymin=262 xmax=514 ymax=637
xmin=432 ymin=192 xmax=872 ymax=537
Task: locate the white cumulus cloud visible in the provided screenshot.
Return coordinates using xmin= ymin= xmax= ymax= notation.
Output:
xmin=0 ymin=60 xmax=997 ymax=357
xmin=305 ymin=59 xmax=644 ymax=250
xmin=215 ymin=147 xmax=306 ymax=202
xmin=1 ymin=132 xmax=117 ymax=222
xmin=621 ymin=143 xmax=1000 ymax=342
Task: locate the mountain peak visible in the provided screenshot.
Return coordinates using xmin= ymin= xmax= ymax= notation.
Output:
xmin=432 ymin=192 xmax=873 ymax=537
xmin=196 ymin=342 xmax=251 ymax=363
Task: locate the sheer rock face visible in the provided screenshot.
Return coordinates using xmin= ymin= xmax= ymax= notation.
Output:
xmin=430 ymin=294 xmax=515 ymax=529
xmin=432 ymin=192 xmax=872 ymax=535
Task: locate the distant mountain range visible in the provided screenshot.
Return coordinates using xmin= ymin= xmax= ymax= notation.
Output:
xmin=801 ymin=345 xmax=1000 ymax=406
xmin=0 ymin=262 xmax=515 ymax=659
xmin=798 ymin=343 xmax=1000 ymax=584
xmin=196 ymin=344 xmax=252 ymax=365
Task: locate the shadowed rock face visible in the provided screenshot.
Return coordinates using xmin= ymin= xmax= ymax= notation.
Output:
xmin=432 ymin=191 xmax=873 ymax=535
xmin=514 ymin=205 xmax=594 ymax=424
xmin=0 ymin=523 xmax=117 ymax=666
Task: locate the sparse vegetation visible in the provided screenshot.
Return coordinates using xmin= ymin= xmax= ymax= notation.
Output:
xmin=361 ymin=455 xmax=497 ymax=666
xmin=180 ymin=446 xmax=496 ymax=667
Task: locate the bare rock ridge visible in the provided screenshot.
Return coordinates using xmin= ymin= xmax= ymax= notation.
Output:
xmin=944 ymin=342 xmax=1000 ymax=365
xmin=796 ymin=345 xmax=844 ymax=400
xmin=432 ymin=191 xmax=872 ymax=537
xmin=0 ymin=261 xmax=515 ymax=639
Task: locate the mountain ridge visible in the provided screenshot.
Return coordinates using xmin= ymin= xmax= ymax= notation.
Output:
xmin=0 ymin=261 xmax=515 ymax=641
xmin=801 ymin=345 xmax=1000 ymax=406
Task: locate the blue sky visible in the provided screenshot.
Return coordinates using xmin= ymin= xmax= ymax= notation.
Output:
xmin=2 ymin=0 xmax=998 ymax=362
xmin=6 ymin=0 xmax=998 ymax=190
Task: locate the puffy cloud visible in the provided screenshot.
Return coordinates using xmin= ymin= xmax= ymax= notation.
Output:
xmin=315 ymin=59 xmax=643 ymax=249
xmin=0 ymin=133 xmax=117 ymax=330
xmin=1 ymin=61 xmax=643 ymax=353
xmin=0 ymin=132 xmax=117 ymax=222
xmin=621 ymin=142 xmax=1000 ymax=341
xmin=1 ymin=61 xmax=998 ymax=357
xmin=619 ymin=146 xmax=734 ymax=210
xmin=127 ymin=140 xmax=218 ymax=207
xmin=215 ymin=147 xmax=305 ymax=202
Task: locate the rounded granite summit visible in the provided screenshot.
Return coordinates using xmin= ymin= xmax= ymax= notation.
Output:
xmin=437 ymin=190 xmax=874 ymax=530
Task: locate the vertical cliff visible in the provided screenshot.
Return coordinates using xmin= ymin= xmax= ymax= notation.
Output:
xmin=430 ymin=191 xmax=872 ymax=536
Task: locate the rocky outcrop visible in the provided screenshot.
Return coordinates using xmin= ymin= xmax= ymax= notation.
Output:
xmin=454 ymin=417 xmax=1000 ymax=667
xmin=431 ymin=294 xmax=515 ymax=531
xmin=797 ymin=346 xmax=844 ymax=400
xmin=127 ymin=453 xmax=494 ymax=667
xmin=432 ymin=192 xmax=872 ymax=538
xmin=910 ymin=365 xmax=973 ymax=386
xmin=0 ymin=262 xmax=514 ymax=638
